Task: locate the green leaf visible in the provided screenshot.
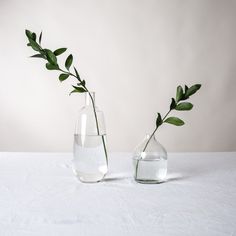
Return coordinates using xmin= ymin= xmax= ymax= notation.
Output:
xmin=39 ymin=50 xmax=46 ymax=56
xmin=77 ymin=80 xmax=86 ymax=87
xmin=59 ymin=73 xmax=69 ymax=82
xmin=184 ymin=85 xmax=188 ymax=94
xmin=69 ymin=88 xmax=86 ymax=95
xmin=30 ymin=54 xmax=45 ymax=59
xmin=25 ymin=29 xmax=33 ymax=40
xmin=28 ymin=38 xmax=41 ymax=51
xmin=69 ymin=89 xmax=79 ymax=95
xmin=164 ymin=117 xmax=185 ymax=126
xmin=74 ymin=67 xmax=81 ymax=80
xmin=44 ymin=49 xmax=57 ymax=65
xmin=54 ymin=48 xmax=67 ymax=56
xmin=46 ymin=63 xmax=59 ymax=70
xmin=72 ymin=85 xmax=86 ymax=93
xmin=176 ymin=85 xmax=184 ymax=102
xmin=65 ymin=54 xmax=73 ymax=70
xmin=81 ymin=80 xmax=86 ymax=86
xmin=156 ymin=113 xmax=162 ymax=127
xmin=185 ymin=84 xmax=201 ymax=97
xmin=170 ymin=98 xmax=176 ymax=110
xmin=39 ymin=31 xmax=42 ymax=45
xmin=175 ymin=102 xmax=193 ymax=111
xmin=182 ymin=85 xmax=189 ymax=100
xmin=32 ymin=33 xmax=36 ymax=41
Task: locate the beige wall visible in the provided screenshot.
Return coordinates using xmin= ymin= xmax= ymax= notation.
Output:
xmin=0 ymin=0 xmax=236 ymax=152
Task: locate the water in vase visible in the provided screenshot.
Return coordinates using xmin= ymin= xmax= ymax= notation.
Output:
xmin=133 ymin=155 xmax=167 ymax=183
xmin=73 ymin=134 xmax=108 ymax=183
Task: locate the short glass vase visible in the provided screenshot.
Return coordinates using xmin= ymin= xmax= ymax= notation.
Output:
xmin=133 ymin=135 xmax=167 ymax=184
xmin=72 ymin=92 xmax=108 ymax=183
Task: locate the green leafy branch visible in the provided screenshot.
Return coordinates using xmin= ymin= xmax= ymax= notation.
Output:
xmin=135 ymin=84 xmax=201 ymax=180
xmin=25 ymin=29 xmax=108 ymax=165
xmin=25 ymin=29 xmax=87 ymax=95
xmin=142 ymin=84 xmax=202 ymax=152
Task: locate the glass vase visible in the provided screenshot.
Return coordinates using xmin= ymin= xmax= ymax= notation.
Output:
xmin=72 ymin=92 xmax=108 ymax=183
xmin=133 ymin=134 xmax=167 ymax=183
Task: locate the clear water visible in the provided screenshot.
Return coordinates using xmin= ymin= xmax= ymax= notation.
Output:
xmin=133 ymin=156 xmax=167 ymax=183
xmin=73 ymin=134 xmax=108 ymax=183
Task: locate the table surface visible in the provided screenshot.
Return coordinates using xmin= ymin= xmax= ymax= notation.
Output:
xmin=0 ymin=152 xmax=236 ymax=236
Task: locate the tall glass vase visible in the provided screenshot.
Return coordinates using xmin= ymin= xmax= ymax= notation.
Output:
xmin=72 ymin=92 xmax=108 ymax=183
xmin=133 ymin=135 xmax=167 ymax=184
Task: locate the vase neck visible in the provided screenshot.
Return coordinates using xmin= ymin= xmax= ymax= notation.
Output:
xmin=145 ymin=134 xmax=156 ymax=142
xmin=85 ymin=92 xmax=95 ymax=106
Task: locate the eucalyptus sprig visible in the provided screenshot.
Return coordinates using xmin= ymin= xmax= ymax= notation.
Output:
xmin=143 ymin=84 xmax=202 ymax=152
xmin=25 ymin=29 xmax=108 ymax=165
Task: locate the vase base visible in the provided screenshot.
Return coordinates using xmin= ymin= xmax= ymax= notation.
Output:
xmin=73 ymin=169 xmax=107 ymax=183
xmin=75 ymin=175 xmax=106 ymax=183
xmin=135 ymin=178 xmax=166 ymax=184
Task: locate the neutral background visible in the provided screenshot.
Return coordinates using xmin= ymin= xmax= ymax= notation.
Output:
xmin=0 ymin=0 xmax=235 ymax=152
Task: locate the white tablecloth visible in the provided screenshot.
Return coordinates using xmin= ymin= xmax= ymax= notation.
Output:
xmin=0 ymin=152 xmax=235 ymax=236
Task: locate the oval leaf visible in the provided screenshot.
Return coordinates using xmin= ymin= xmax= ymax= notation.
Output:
xmin=25 ymin=29 xmax=33 ymax=40
xmin=182 ymin=85 xmax=190 ymax=100
xmin=81 ymin=80 xmax=86 ymax=86
xmin=164 ymin=117 xmax=185 ymax=126
xmin=156 ymin=113 xmax=162 ymax=127
xmin=44 ymin=49 xmax=57 ymax=65
xmin=72 ymin=85 xmax=86 ymax=93
xmin=76 ymin=80 xmax=86 ymax=87
xmin=74 ymin=67 xmax=81 ymax=80
xmin=176 ymin=85 xmax=184 ymax=102
xmin=46 ymin=63 xmax=59 ymax=70
xmin=39 ymin=31 xmax=42 ymax=45
xmin=54 ymin=48 xmax=67 ymax=56
xmin=29 ymin=38 xmax=41 ymax=51
xmin=30 ymin=54 xmax=45 ymax=59
xmin=69 ymin=89 xmax=79 ymax=95
xmin=170 ymin=98 xmax=176 ymax=110
xmin=175 ymin=102 xmax=193 ymax=111
xmin=185 ymin=84 xmax=201 ymax=97
xmin=184 ymin=85 xmax=188 ymax=94
xmin=59 ymin=73 xmax=69 ymax=82
xmin=65 ymin=54 xmax=73 ymax=70
xmin=32 ymin=33 xmax=36 ymax=41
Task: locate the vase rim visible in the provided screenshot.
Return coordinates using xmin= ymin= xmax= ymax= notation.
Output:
xmin=85 ymin=91 xmax=95 ymax=105
xmin=145 ymin=134 xmax=156 ymax=139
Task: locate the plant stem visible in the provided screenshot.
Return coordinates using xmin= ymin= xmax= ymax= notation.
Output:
xmin=142 ymin=127 xmax=158 ymax=152
xmin=62 ymin=68 xmax=109 ymax=167
xmin=88 ymin=92 xmax=100 ymax=134
xmin=143 ymin=109 xmax=171 ymax=152
xmin=59 ymin=69 xmax=78 ymax=80
xmin=88 ymin=91 xmax=108 ymax=166
xmin=135 ymin=108 xmax=172 ymax=180
xmin=162 ymin=109 xmax=172 ymax=121
xmin=28 ymin=37 xmax=109 ymax=169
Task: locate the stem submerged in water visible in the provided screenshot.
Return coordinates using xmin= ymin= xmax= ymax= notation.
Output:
xmin=59 ymin=70 xmax=109 ymax=169
xmin=134 ymin=109 xmax=171 ymax=180
xmin=88 ymin=92 xmax=108 ymax=167
xmin=25 ymin=29 xmax=110 ymax=176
